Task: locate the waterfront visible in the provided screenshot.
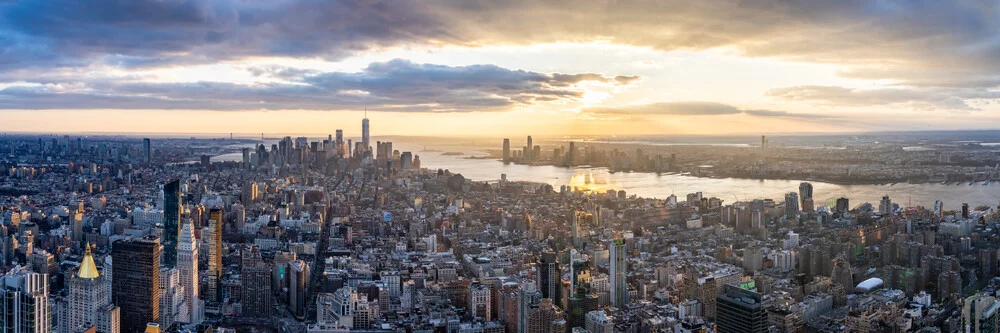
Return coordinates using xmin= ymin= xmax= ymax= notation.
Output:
xmin=216 ymin=139 xmax=1000 ymax=210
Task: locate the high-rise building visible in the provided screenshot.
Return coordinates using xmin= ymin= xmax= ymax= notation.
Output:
xmin=879 ymin=195 xmax=893 ymax=215
xmin=288 ymin=260 xmax=310 ymax=318
xmin=143 ymin=138 xmax=151 ymax=164
xmin=835 ymin=197 xmax=850 ymax=214
xmin=567 ymin=141 xmax=576 ymax=166
xmin=177 ymin=220 xmax=202 ymax=324
xmin=798 ymin=182 xmax=813 ymax=211
xmin=784 ymin=192 xmax=799 ymax=218
xmin=361 ymin=117 xmax=370 ymax=153
xmin=162 ymin=180 xmax=181 ymax=268
xmin=537 ymin=251 xmax=560 ymax=301
xmin=502 ymin=139 xmax=511 ymax=163
xmin=964 ymin=295 xmax=1000 ymax=333
xmin=716 ymin=285 xmax=767 ymax=333
xmin=609 ymin=239 xmax=628 ymax=308
xmin=112 ymin=236 xmax=161 ymax=333
xmin=518 ymin=283 xmax=542 ymax=333
xmin=158 ymin=268 xmax=186 ymax=329
xmin=68 ymin=244 xmax=119 ymax=333
xmin=241 ymin=245 xmax=272 ymax=318
xmin=0 ymin=265 xmax=50 ymax=333
xmin=526 ymin=136 xmax=533 ymax=160
xmin=206 ymin=208 xmax=224 ymax=303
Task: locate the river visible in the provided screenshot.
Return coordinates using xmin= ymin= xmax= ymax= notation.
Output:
xmin=214 ymin=138 xmax=1000 ymax=210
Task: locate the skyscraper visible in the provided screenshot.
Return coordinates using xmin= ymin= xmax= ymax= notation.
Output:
xmin=798 ymin=182 xmax=813 ymax=211
xmin=362 ymin=116 xmax=370 ymax=153
xmin=609 ymin=239 xmax=627 ymax=308
xmin=206 ymin=208 xmax=224 ymax=303
xmin=537 ymin=251 xmax=560 ymax=301
xmin=502 ymin=139 xmax=511 ymax=163
xmin=287 ymin=260 xmax=309 ymax=318
xmin=335 ymin=129 xmax=344 ymax=156
xmin=162 ymin=180 xmax=181 ymax=268
xmin=112 ymin=236 xmax=161 ymax=333
xmin=158 ymin=267 xmax=186 ymax=329
xmin=567 ymin=141 xmax=576 ymax=166
xmin=526 ymin=136 xmax=533 ymax=161
xmin=0 ymin=265 xmax=50 ymax=333
xmin=784 ymin=192 xmax=799 ymax=218
xmin=177 ymin=219 xmax=202 ymax=324
xmin=68 ymin=244 xmax=119 ymax=333
xmin=143 ymin=138 xmax=151 ymax=164
xmin=879 ymin=195 xmax=893 ymax=215
xmin=716 ymin=285 xmax=767 ymax=333
xmin=241 ymin=245 xmax=272 ymax=318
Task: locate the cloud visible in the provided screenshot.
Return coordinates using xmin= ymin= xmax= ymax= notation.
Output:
xmin=0 ymin=59 xmax=637 ymax=112
xmin=583 ymin=102 xmax=830 ymax=119
xmin=1 ymin=0 xmax=998 ymax=82
xmin=765 ymin=85 xmax=1000 ymax=111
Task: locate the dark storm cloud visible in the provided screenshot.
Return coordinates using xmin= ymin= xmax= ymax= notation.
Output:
xmin=583 ymin=102 xmax=830 ymax=119
xmin=1 ymin=0 xmax=998 ymax=76
xmin=0 ymin=59 xmax=635 ymax=112
xmin=2 ymin=0 xmax=1000 ymax=111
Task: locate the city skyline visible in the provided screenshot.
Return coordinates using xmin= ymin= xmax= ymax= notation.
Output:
xmin=3 ymin=1 xmax=1000 ymax=135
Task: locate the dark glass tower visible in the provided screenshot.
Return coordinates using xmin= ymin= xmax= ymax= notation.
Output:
xmin=113 ymin=236 xmax=161 ymax=333
xmin=537 ymin=250 xmax=560 ymax=301
xmin=162 ymin=179 xmax=181 ymax=268
xmin=716 ymin=284 xmax=767 ymax=333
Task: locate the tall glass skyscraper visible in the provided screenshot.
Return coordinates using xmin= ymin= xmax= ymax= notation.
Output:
xmin=610 ymin=238 xmax=628 ymax=308
xmin=362 ymin=117 xmax=370 ymax=152
xmin=162 ymin=180 xmax=181 ymax=268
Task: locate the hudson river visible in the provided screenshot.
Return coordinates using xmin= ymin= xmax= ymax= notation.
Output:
xmin=216 ymin=139 xmax=1000 ymax=210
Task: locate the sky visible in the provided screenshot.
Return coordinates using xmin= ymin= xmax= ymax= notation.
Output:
xmin=2 ymin=0 xmax=1000 ymax=137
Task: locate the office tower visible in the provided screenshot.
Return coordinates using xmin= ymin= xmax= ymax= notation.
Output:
xmin=963 ymin=203 xmax=970 ymax=218
xmin=288 ymin=260 xmax=309 ymax=318
xmin=934 ymin=200 xmax=944 ymax=217
xmin=335 ymin=129 xmax=345 ymax=156
xmin=526 ymin=136 xmax=533 ymax=160
xmin=143 ymin=138 xmax=151 ymax=164
xmin=609 ymin=239 xmax=627 ymax=308
xmin=760 ymin=135 xmax=766 ymax=150
xmin=798 ymin=182 xmax=813 ymax=211
xmin=362 ymin=117 xmax=370 ymax=152
xmin=0 ymin=265 xmax=50 ymax=333
xmin=158 ymin=268 xmax=186 ymax=329
xmin=537 ymin=251 xmax=560 ymax=301
xmin=71 ymin=212 xmax=84 ymax=244
xmin=964 ymin=295 xmax=1000 ymax=333
xmin=177 ymin=220 xmax=202 ymax=324
xmin=162 ymin=180 xmax=181 ymax=268
xmin=784 ymin=192 xmax=799 ymax=218
xmin=567 ymin=141 xmax=576 ymax=166
xmin=525 ymin=298 xmax=565 ymax=333
xmin=241 ymin=245 xmax=272 ymax=318
xmin=69 ymin=244 xmax=119 ymax=332
xmin=112 ymin=236 xmax=161 ymax=333
xmin=835 ymin=197 xmax=850 ymax=214
xmin=716 ymin=285 xmax=767 ymax=333
xmin=879 ymin=195 xmax=892 ymax=215
xmin=518 ymin=283 xmax=542 ymax=333
xmin=206 ymin=208 xmax=223 ymax=303
xmin=502 ymin=139 xmax=511 ymax=162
